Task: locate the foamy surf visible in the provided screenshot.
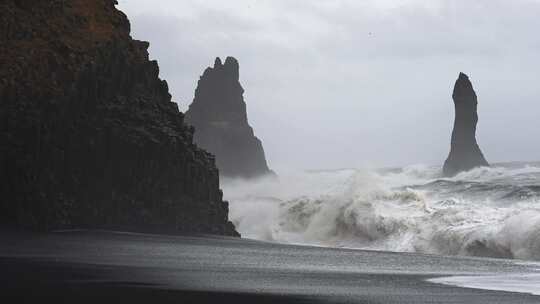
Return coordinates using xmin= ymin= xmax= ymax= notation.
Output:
xmin=224 ymin=163 xmax=540 ymax=260
xmin=429 ymin=273 xmax=540 ymax=296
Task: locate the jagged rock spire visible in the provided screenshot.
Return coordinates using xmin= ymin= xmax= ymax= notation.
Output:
xmin=443 ymin=73 xmax=489 ymax=176
xmin=214 ymin=57 xmax=222 ymax=68
xmin=185 ymin=57 xmax=273 ymax=178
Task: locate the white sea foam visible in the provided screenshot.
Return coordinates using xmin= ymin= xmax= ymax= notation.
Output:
xmin=224 ymin=164 xmax=540 ymax=260
xmin=429 ymin=273 xmax=540 ymax=296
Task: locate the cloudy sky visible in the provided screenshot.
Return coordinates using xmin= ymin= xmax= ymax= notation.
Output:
xmin=118 ymin=0 xmax=540 ymax=171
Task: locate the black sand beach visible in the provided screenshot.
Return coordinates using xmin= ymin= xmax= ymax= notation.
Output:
xmin=1 ymin=231 xmax=539 ymax=303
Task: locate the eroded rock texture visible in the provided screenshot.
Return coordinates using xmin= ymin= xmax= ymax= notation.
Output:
xmin=443 ymin=73 xmax=489 ymax=176
xmin=0 ymin=0 xmax=238 ymax=236
xmin=185 ymin=57 xmax=273 ymax=178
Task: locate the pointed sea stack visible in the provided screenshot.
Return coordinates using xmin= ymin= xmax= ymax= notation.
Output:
xmin=443 ymin=73 xmax=489 ymax=176
xmin=0 ymin=0 xmax=238 ymax=236
xmin=185 ymin=57 xmax=273 ymax=178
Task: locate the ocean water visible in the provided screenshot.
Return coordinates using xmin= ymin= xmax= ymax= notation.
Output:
xmin=224 ymin=162 xmax=540 ymax=261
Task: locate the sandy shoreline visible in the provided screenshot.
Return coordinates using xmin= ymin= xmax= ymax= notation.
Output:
xmin=1 ymin=231 xmax=539 ymax=303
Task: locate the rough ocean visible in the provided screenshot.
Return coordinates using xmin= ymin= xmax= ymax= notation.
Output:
xmin=224 ymin=162 xmax=540 ymax=261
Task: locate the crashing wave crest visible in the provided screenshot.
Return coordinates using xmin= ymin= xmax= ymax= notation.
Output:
xmin=224 ymin=164 xmax=540 ymax=261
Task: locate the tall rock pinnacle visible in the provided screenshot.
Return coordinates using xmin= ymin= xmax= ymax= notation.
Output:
xmin=185 ymin=57 xmax=273 ymax=178
xmin=443 ymin=73 xmax=489 ymax=176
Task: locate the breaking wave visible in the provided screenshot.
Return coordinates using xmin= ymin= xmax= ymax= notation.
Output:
xmin=223 ymin=163 xmax=540 ymax=261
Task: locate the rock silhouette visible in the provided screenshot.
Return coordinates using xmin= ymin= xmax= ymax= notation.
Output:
xmin=0 ymin=0 xmax=238 ymax=236
xmin=443 ymin=73 xmax=489 ymax=176
xmin=185 ymin=57 xmax=273 ymax=178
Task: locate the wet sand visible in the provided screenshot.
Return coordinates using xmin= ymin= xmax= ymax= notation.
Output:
xmin=1 ymin=231 xmax=539 ymax=303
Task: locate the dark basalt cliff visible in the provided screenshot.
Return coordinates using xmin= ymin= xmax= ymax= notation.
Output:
xmin=443 ymin=73 xmax=489 ymax=176
xmin=185 ymin=57 xmax=273 ymax=178
xmin=0 ymin=0 xmax=238 ymax=236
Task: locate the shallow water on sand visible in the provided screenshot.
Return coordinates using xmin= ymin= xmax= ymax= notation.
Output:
xmin=429 ymin=273 xmax=540 ymax=296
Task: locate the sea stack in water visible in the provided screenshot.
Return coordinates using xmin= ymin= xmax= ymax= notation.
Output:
xmin=185 ymin=57 xmax=273 ymax=178
xmin=443 ymin=73 xmax=489 ymax=176
xmin=0 ymin=0 xmax=238 ymax=236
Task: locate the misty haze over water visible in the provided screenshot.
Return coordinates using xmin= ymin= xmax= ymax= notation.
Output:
xmin=116 ymin=0 xmax=540 ymax=263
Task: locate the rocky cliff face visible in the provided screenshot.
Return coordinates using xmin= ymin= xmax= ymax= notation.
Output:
xmin=0 ymin=0 xmax=238 ymax=236
xmin=443 ymin=73 xmax=489 ymax=176
xmin=185 ymin=57 xmax=273 ymax=178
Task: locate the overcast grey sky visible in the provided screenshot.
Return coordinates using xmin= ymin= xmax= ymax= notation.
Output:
xmin=118 ymin=0 xmax=539 ymax=171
